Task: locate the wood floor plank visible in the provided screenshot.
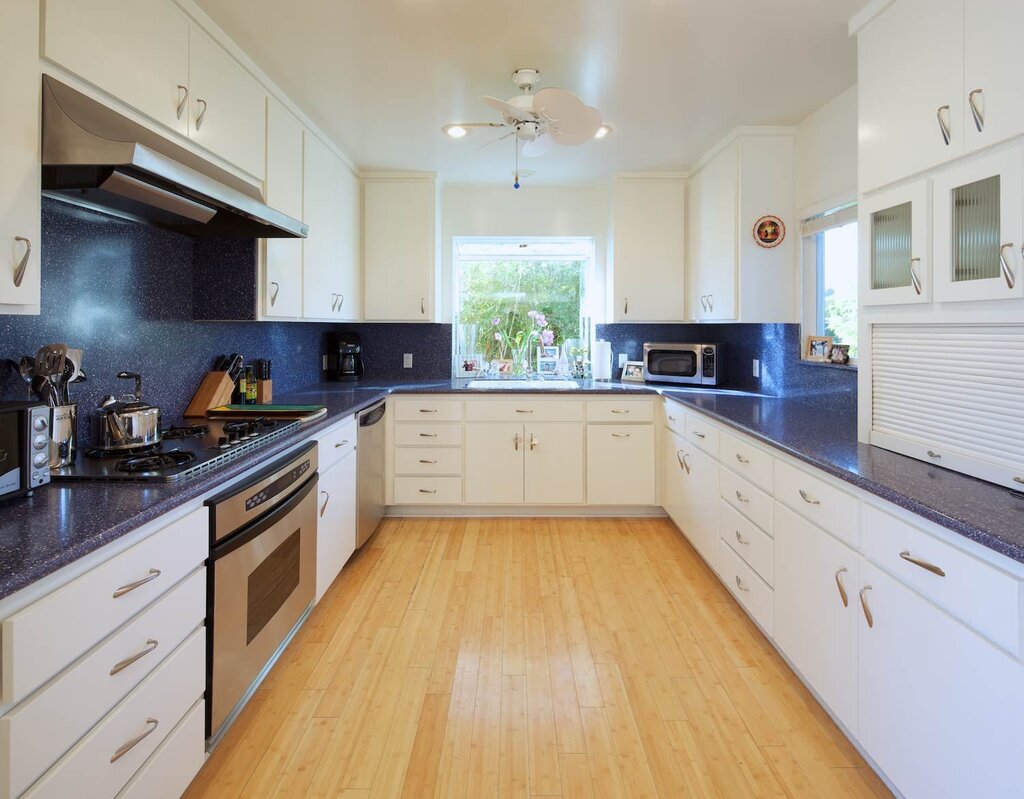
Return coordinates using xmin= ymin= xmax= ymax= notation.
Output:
xmin=398 ymin=692 xmax=450 ymax=799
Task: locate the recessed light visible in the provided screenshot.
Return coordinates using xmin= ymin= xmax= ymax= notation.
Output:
xmin=595 ymin=125 xmax=611 ymax=140
xmin=443 ymin=124 xmax=469 ymax=138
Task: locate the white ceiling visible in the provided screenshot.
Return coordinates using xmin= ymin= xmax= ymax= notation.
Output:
xmin=194 ymin=0 xmax=863 ymax=185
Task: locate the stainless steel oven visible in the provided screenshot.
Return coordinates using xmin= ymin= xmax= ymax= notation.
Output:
xmin=205 ymin=441 xmax=318 ymax=747
xmin=642 ymin=342 xmax=723 ymax=386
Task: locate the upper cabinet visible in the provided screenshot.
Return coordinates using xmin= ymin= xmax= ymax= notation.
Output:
xmin=611 ymin=176 xmax=686 ymax=322
xmin=963 ymin=0 xmax=1024 ymax=152
xmin=860 ymin=179 xmax=931 ymax=306
xmin=262 ymin=97 xmax=304 ymax=319
xmin=362 ymin=175 xmax=437 ymax=322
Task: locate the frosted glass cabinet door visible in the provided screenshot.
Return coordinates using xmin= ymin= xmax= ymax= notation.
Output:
xmin=932 ymin=147 xmax=1024 ymax=302
xmin=860 ymin=180 xmax=931 ymax=306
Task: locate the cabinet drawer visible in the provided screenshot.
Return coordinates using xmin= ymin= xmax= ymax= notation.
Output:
xmin=719 ymin=431 xmax=773 ymax=492
xmin=394 ymin=448 xmax=463 ymax=476
xmin=861 ymin=505 xmax=1021 ymax=655
xmin=774 ymin=460 xmax=859 ymax=548
xmin=719 ymin=467 xmax=772 ymax=535
xmin=719 ymin=501 xmax=774 ymax=586
xmin=587 ymin=399 xmax=654 ymax=423
xmin=466 ymin=399 xmax=584 ymax=423
xmin=1 ymin=507 xmax=207 ymax=706
xmin=719 ymin=540 xmax=773 ymax=635
xmin=392 ymin=397 xmax=463 ymax=422
xmin=394 ymin=477 xmax=462 ymax=504
xmin=317 ymin=415 xmax=357 ymax=472
xmin=660 ymin=399 xmax=687 ymax=437
xmin=686 ymin=414 xmax=719 ymax=457
xmin=116 ymin=699 xmax=205 ymax=799
xmin=394 ymin=423 xmax=462 ymax=447
xmin=586 ymin=425 xmax=656 ymax=505
xmin=1 ymin=569 xmax=205 ymax=799
xmin=23 ymin=629 xmax=204 ymax=799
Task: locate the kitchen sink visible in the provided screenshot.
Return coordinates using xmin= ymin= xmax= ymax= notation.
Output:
xmin=467 ymin=379 xmax=579 ymax=389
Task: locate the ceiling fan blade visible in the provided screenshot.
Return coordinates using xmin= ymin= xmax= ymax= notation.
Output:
xmin=549 ymin=105 xmax=603 ymax=146
xmin=482 ymin=95 xmax=534 ymax=121
xmin=521 ymin=135 xmax=553 ymax=158
xmin=476 ymin=130 xmax=515 ymax=151
xmin=534 ymin=89 xmax=602 ymax=145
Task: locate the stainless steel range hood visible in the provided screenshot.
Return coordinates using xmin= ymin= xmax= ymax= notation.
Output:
xmin=41 ymin=76 xmax=308 ymax=239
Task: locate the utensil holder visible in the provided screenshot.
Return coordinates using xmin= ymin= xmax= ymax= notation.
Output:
xmin=49 ymin=404 xmax=77 ymax=469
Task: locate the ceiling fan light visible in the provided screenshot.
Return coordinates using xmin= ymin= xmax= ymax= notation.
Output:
xmin=594 ymin=125 xmax=611 ymax=140
xmin=443 ymin=124 xmax=469 ymax=139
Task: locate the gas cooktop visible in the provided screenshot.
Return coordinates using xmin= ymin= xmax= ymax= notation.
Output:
xmin=52 ymin=417 xmax=302 ymax=482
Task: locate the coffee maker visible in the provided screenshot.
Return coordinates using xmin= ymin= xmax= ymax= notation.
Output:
xmin=326 ymin=331 xmax=364 ymax=381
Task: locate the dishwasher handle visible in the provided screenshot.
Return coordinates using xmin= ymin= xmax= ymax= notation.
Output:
xmin=359 ymin=401 xmax=386 ymax=427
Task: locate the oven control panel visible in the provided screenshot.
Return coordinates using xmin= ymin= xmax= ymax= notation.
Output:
xmin=245 ymin=459 xmax=311 ymax=512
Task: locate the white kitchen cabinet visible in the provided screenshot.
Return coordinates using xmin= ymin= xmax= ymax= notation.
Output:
xmin=660 ymin=428 xmax=688 ymax=529
xmin=465 ymin=424 xmax=525 ymax=504
xmin=963 ymin=0 xmax=1024 ymax=153
xmin=524 ymin=424 xmax=585 ymax=505
xmin=335 ymin=163 xmax=361 ymax=321
xmin=316 ymin=446 xmax=357 ymax=602
xmin=773 ymin=504 xmax=859 ymax=733
xmin=677 ymin=445 xmax=719 ymax=572
xmin=262 ymin=97 xmax=304 ymax=318
xmin=0 ymin=0 xmax=41 ymax=314
xmin=687 ymin=143 xmax=737 ymax=321
xmin=586 ymin=425 xmax=655 ymax=505
xmin=611 ymin=176 xmax=686 ymax=322
xmin=857 ymin=561 xmax=1024 ymax=799
xmin=363 ymin=177 xmax=436 ymax=321
xmin=860 ymin=180 xmax=931 ymax=306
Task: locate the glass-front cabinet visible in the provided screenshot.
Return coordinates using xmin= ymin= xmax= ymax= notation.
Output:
xmin=932 ymin=147 xmax=1024 ymax=302
xmin=860 ymin=180 xmax=931 ymax=306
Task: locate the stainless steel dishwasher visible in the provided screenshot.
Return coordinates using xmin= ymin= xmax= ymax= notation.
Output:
xmin=356 ymin=400 xmax=385 ymax=546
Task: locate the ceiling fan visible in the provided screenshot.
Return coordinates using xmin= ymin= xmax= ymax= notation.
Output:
xmin=443 ymin=68 xmax=609 ymax=188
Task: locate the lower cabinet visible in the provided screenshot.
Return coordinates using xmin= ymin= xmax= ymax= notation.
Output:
xmin=316 ymin=444 xmax=357 ymax=602
xmin=661 ymin=428 xmax=718 ymax=570
xmin=586 ymin=424 xmax=655 ymax=505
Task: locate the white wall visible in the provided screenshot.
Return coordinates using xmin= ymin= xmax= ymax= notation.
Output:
xmin=795 ymin=85 xmax=858 ymax=217
xmin=440 ymin=184 xmax=610 ymax=322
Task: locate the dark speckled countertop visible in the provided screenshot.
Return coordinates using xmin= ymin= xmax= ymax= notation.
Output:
xmin=2 ymin=377 xmax=1023 ymax=604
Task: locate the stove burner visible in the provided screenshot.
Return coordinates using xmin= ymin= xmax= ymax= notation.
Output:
xmin=116 ymin=449 xmax=197 ymax=473
xmin=163 ymin=424 xmax=208 ymax=440
xmin=85 ymin=445 xmax=160 ymax=459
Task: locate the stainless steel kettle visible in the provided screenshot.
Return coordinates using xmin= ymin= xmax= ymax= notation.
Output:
xmin=90 ymin=372 xmax=162 ymax=451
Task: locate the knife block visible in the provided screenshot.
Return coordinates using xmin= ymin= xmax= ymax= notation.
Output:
xmin=184 ymin=372 xmax=236 ymax=418
xmin=256 ymin=379 xmax=273 ymax=404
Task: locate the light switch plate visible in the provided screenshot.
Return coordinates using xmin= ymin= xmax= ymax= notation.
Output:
xmin=752 ymin=359 xmax=760 ymax=378
xmin=403 ymin=353 xmax=413 ymax=368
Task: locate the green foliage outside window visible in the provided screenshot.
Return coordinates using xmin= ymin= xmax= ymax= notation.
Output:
xmin=822 ymin=293 xmax=858 ymax=358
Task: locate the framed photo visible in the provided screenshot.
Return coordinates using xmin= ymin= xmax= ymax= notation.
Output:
xmin=829 ymin=343 xmax=850 ymax=365
xmin=805 ymin=335 xmax=833 ymax=361
xmin=541 ymin=346 xmax=559 ymax=358
xmin=620 ymin=360 xmax=646 ymax=382
xmin=537 ymin=357 xmax=558 ymax=374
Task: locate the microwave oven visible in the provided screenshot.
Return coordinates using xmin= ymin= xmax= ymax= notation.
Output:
xmin=0 ymin=401 xmax=51 ymax=501
xmin=642 ymin=343 xmax=723 ymax=386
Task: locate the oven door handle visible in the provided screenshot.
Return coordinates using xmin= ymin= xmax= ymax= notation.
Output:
xmin=211 ymin=472 xmax=319 ymax=559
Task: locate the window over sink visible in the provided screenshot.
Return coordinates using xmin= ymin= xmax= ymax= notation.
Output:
xmin=801 ymin=205 xmax=858 ymax=360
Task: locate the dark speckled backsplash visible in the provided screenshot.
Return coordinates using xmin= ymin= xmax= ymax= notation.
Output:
xmin=0 ymin=200 xmax=451 ymax=445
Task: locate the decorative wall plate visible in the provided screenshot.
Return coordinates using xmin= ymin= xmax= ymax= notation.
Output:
xmin=753 ymin=215 xmax=785 ymax=248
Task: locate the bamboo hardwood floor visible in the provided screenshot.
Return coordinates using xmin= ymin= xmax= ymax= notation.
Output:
xmin=183 ymin=517 xmax=892 ymax=799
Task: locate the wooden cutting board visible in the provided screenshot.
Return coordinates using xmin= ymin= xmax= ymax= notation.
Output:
xmin=206 ymin=404 xmax=328 ymax=422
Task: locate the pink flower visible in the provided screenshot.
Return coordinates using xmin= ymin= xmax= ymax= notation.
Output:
xmin=535 ymin=313 xmax=548 ymax=327
xmin=491 ymin=317 xmax=501 ymax=326
xmin=494 ymin=332 xmax=503 ymax=341
xmin=527 ymin=310 xmax=537 ymax=319
xmin=541 ymin=330 xmax=554 ymax=346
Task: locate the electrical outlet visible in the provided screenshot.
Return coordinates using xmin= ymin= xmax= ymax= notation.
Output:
xmin=752 ymin=359 xmax=760 ymax=378
xmin=403 ymin=353 xmax=413 ymax=369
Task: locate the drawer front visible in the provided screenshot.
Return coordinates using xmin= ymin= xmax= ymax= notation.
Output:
xmin=719 ymin=540 xmax=773 ymax=635
xmin=660 ymin=399 xmax=688 ymax=437
xmin=861 ymin=505 xmax=1021 ymax=654
xmin=719 ymin=431 xmax=773 ymax=493
xmin=394 ymin=477 xmax=462 ymax=504
xmin=686 ymin=414 xmax=720 ymax=457
xmin=1 ymin=569 xmax=205 ymax=799
xmin=116 ymin=699 xmax=205 ymax=799
xmin=394 ymin=424 xmax=463 ymax=447
xmin=774 ymin=460 xmax=859 ymax=548
xmin=586 ymin=399 xmax=655 ymax=423
xmin=2 ymin=507 xmax=208 ymax=706
xmin=719 ymin=501 xmax=774 ymax=586
xmin=317 ymin=415 xmax=357 ymax=472
xmin=719 ymin=467 xmax=773 ymax=535
xmin=394 ymin=447 xmax=463 ymax=476
xmin=392 ymin=398 xmax=463 ymax=422
xmin=465 ymin=399 xmax=584 ymax=423
xmin=24 ymin=629 xmax=205 ymax=799
xmin=586 ymin=425 xmax=656 ymax=505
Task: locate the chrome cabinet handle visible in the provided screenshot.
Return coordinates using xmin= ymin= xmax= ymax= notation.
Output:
xmin=623 ymin=297 xmax=628 ymax=315
xmin=676 ymin=450 xmax=690 ymax=474
xmin=999 ymin=243 xmax=1016 ymax=290
xmin=419 ymin=432 xmax=438 ymax=438
xmin=693 ymin=431 xmax=706 ymax=439
xmin=320 ymin=490 xmax=330 ymax=517
xmin=834 ymin=568 xmax=849 ymax=607
xmin=734 ymin=490 xmax=749 ymax=503
xmin=735 ymin=453 xmax=750 ymax=464
xmin=667 ymin=415 xmax=677 ymax=422
xmin=926 ymin=450 xmax=942 ymax=460
xmin=798 ymin=489 xmax=820 ymax=506
xmin=936 ymin=104 xmax=951 ymax=145
xmin=909 ymin=257 xmax=922 ymax=295
xmin=968 ymin=88 xmax=985 ymax=132
xmin=418 ymin=488 xmax=437 ymax=494
xmin=514 ymin=433 xmax=522 ymax=451
xmin=176 ymin=85 xmax=189 ymax=119
xmin=859 ymin=586 xmax=874 ymax=628
xmin=419 ymin=458 xmax=437 ymax=464
xmin=111 ymin=718 xmax=159 ymax=763
xmin=338 ymin=293 xmax=345 ymax=310
xmin=195 ymin=98 xmax=208 ymax=130
xmin=110 ymin=639 xmax=159 ymax=676
xmin=420 ymin=297 xmax=425 ymax=315
xmin=334 ymin=440 xmax=349 ymax=448
xmin=13 ymin=236 xmax=31 ymax=288
xmin=270 ymin=281 xmax=280 ymax=306
xmin=113 ymin=569 xmax=161 ymax=598
xmin=611 ymin=409 xmax=630 ymax=414
xmin=734 ymin=575 xmax=749 ymax=593
xmin=611 ymin=432 xmax=631 ymax=438
xmin=515 ymin=409 xmax=534 ymax=414
xmin=529 ymin=434 xmax=539 ymax=451
xmin=899 ymin=550 xmax=946 ymax=577
xmin=734 ymin=530 xmax=748 ymax=546
xmin=700 ymin=295 xmax=708 ymax=313
xmin=419 ymin=409 xmax=438 ymax=413
xmin=330 ymin=293 xmax=338 ymax=311
xmin=707 ymin=294 xmax=713 ymax=312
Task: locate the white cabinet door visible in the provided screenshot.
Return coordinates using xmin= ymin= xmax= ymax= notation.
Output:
xmin=857 ymin=0 xmax=964 ymax=193
xmin=0 ymin=0 xmax=41 ymax=313
xmin=963 ymin=0 xmax=1024 ymax=153
xmin=586 ymin=426 xmax=655 ymax=505
xmin=858 ymin=561 xmax=1024 ymax=799
xmin=301 ymin=133 xmax=340 ymax=320
xmin=860 ymin=180 xmax=931 ymax=306
xmin=335 ymin=163 xmax=361 ymax=321
xmin=612 ymin=177 xmax=686 ymax=322
xmin=316 ymin=450 xmax=357 ymax=602
xmin=932 ymin=147 xmax=1024 ymax=302
xmin=363 ymin=179 xmax=434 ymax=321
xmin=660 ymin=428 xmax=688 ymax=528
xmin=263 ymin=97 xmax=304 ymax=318
xmin=43 ymin=0 xmax=190 ymax=137
xmin=773 ymin=504 xmax=859 ymax=732
xmin=464 ymin=424 xmax=524 ymax=504
xmin=687 ymin=144 xmax=738 ymax=320
xmin=524 ymin=423 xmax=584 ymax=505
xmin=677 ymin=445 xmax=718 ymax=572
xmin=188 ymin=25 xmax=267 ymax=180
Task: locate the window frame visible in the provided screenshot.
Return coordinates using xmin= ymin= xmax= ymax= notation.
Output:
xmin=800 ymin=203 xmax=859 ymax=365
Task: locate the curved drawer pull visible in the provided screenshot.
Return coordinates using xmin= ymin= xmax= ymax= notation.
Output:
xmin=834 ymin=568 xmax=849 ymax=607
xmin=176 ymin=85 xmax=189 ymax=119
xmin=195 ymin=98 xmax=208 ymax=130
xmin=111 ymin=718 xmax=159 ymax=763
xmin=734 ymin=575 xmax=749 ymax=593
xmin=113 ymin=569 xmax=161 ymax=598
xmin=320 ymin=490 xmax=330 ymax=517
xmin=859 ymin=586 xmax=874 ymax=628
xmin=13 ymin=236 xmax=31 ymax=288
xmin=611 ymin=409 xmax=630 ymax=414
xmin=909 ymin=258 xmax=923 ymax=295
xmin=269 ymin=281 xmax=280 ymax=306
xmin=419 ymin=459 xmax=438 ymax=464
xmin=798 ymin=489 xmax=820 ymax=506
xmin=734 ymin=453 xmax=750 ymax=464
xmin=734 ymin=490 xmax=750 ymax=504
xmin=419 ymin=409 xmax=438 ymax=413
xmin=611 ymin=432 xmax=631 ymax=438
xmin=734 ymin=530 xmax=748 ymax=546
xmin=692 ymin=431 xmax=706 ymax=439
xmin=334 ymin=440 xmax=350 ymax=448
xmin=418 ymin=488 xmax=437 ymax=494
xmin=968 ymin=88 xmax=985 ymax=132
xmin=899 ymin=550 xmax=946 ymax=577
xmin=110 ymin=639 xmax=159 ymax=676
xmin=667 ymin=415 xmax=677 ymax=422
xmin=999 ymin=243 xmax=1016 ymax=290
xmin=515 ymin=409 xmax=534 ymax=414
xmin=1015 ymin=477 xmax=1024 ymax=486
xmin=926 ymin=450 xmax=942 ymax=460
xmin=935 ymin=104 xmax=951 ymax=146
xmin=676 ymin=451 xmax=690 ymax=474
xmin=419 ymin=432 xmax=438 ymax=438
